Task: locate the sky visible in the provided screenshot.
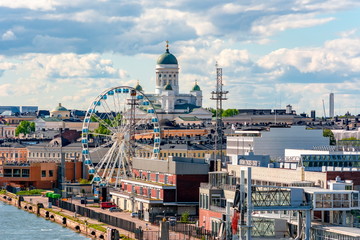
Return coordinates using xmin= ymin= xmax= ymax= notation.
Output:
xmin=1 ymin=0 xmax=360 ymax=117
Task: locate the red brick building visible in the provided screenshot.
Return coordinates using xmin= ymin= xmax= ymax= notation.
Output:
xmin=110 ymin=156 xmax=209 ymax=221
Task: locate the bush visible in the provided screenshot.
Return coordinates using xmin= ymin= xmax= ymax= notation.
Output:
xmin=180 ymin=211 xmax=190 ymax=223
xmin=16 ymin=189 xmax=45 ymax=195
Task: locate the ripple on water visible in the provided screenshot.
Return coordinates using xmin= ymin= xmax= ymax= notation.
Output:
xmin=0 ymin=201 xmax=90 ymax=240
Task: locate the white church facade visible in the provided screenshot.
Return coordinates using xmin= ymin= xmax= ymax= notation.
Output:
xmin=135 ymin=44 xmax=212 ymax=121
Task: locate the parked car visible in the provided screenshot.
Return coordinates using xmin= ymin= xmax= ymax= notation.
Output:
xmin=100 ymin=202 xmax=116 ymax=209
xmin=109 ymin=207 xmax=122 ymax=212
xmin=130 ymin=212 xmax=139 ymax=218
xmin=168 ymin=216 xmax=177 ymax=226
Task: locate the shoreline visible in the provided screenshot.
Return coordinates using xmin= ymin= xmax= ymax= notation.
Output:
xmin=0 ymin=192 xmax=108 ymax=240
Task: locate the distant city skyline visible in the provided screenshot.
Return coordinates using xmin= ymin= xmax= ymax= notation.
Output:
xmin=1 ymin=1 xmax=360 ymax=116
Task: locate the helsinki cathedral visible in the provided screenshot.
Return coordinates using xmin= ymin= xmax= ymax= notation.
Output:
xmin=134 ymin=42 xmax=212 ymax=121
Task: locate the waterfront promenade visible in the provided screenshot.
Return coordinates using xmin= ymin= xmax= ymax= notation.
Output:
xmin=1 ymin=192 xmax=202 ymax=240
xmin=23 ymin=196 xmax=160 ymax=232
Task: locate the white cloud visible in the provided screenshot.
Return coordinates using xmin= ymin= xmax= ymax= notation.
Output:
xmin=2 ymin=30 xmax=16 ymax=41
xmin=19 ymin=53 xmax=125 ymax=79
xmin=0 ymin=84 xmax=13 ymax=96
xmin=251 ymin=14 xmax=334 ymax=37
xmin=0 ymin=0 xmax=56 ymax=11
xmin=257 ymin=37 xmax=360 ymax=73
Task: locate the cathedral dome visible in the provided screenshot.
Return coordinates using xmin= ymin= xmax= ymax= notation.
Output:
xmin=157 ymin=42 xmax=178 ymax=65
xmin=53 ymin=103 xmax=68 ymax=112
xmin=192 ymin=81 xmax=201 ymax=91
xmin=135 ymin=81 xmax=143 ymax=92
xmin=164 ymin=83 xmax=173 ymax=91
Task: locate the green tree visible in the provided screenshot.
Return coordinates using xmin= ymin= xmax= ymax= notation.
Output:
xmin=180 ymin=211 xmax=190 ymax=223
xmin=208 ymin=108 xmax=224 ymax=118
xmin=222 ymin=109 xmax=239 ymax=117
xmin=323 ymin=129 xmax=336 ymax=145
xmin=15 ymin=121 xmax=35 ymax=136
xmin=92 ymin=114 xmax=123 ymax=135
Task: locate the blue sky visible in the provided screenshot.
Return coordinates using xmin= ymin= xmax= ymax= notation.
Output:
xmin=1 ymin=0 xmax=360 ymax=116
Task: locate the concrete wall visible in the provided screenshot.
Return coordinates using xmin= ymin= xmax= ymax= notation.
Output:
xmin=228 ymin=165 xmax=327 ymax=187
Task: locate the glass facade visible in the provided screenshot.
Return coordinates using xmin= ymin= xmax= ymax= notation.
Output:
xmin=302 ymin=154 xmax=360 ymax=168
xmin=314 ymin=192 xmax=359 ymax=209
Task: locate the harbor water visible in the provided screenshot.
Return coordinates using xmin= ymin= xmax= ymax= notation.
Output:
xmin=0 ymin=201 xmax=89 ymax=240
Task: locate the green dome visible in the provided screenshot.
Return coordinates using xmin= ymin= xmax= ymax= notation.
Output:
xmin=53 ymin=103 xmax=68 ymax=111
xmin=164 ymin=83 xmax=173 ymax=91
xmin=157 ymin=49 xmax=178 ymax=65
xmin=135 ymin=83 xmax=143 ymax=92
xmin=192 ymin=83 xmax=201 ymax=91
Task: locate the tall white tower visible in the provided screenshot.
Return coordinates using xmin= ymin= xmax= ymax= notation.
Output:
xmin=155 ymin=41 xmax=179 ymax=95
xmin=329 ymin=93 xmax=334 ymax=118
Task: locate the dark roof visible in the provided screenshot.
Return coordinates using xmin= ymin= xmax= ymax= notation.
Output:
xmin=174 ymin=103 xmax=198 ymax=111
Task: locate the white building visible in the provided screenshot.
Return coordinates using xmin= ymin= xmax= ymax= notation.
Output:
xmin=226 ymin=126 xmax=330 ymax=161
xmin=134 ymin=43 xmax=212 ymax=121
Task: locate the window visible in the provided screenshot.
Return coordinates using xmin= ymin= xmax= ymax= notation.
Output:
xmin=49 ymin=170 xmax=53 ymax=177
xmin=41 ymin=170 xmax=46 ymax=177
xmin=155 ymin=173 xmax=159 ymax=182
xmin=164 ymin=175 xmax=168 ymax=184
xmin=13 ymin=169 xmax=20 ymax=177
xmin=22 ymin=169 xmax=30 ymax=177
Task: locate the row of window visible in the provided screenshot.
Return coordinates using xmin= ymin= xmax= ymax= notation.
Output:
xmin=158 ymin=73 xmax=177 ymax=78
xmin=137 ymin=171 xmax=170 ymax=184
xmin=303 ymin=161 xmax=360 ymax=168
xmin=41 ymin=170 xmax=54 ymax=178
xmin=137 ymin=151 xmax=207 ymax=158
xmin=28 ymin=152 xmax=80 ymax=158
xmin=0 ymin=152 xmax=23 ymax=158
xmin=0 ymin=130 xmax=15 ymax=136
xmin=199 ymin=193 xmax=209 ymax=209
xmin=3 ymin=169 xmax=29 ymax=178
xmin=130 ymin=185 xmax=161 ymax=199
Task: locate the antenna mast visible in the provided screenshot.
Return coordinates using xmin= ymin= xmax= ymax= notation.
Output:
xmin=211 ymin=63 xmax=228 ymax=171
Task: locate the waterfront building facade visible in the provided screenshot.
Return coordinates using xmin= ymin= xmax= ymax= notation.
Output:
xmin=110 ymin=156 xmax=209 ymax=221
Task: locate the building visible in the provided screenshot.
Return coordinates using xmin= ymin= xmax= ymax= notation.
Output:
xmin=285 ymin=148 xmax=360 ymax=173
xmin=34 ymin=117 xmax=98 ymax=131
xmin=50 ymin=103 xmax=71 ymax=119
xmin=311 ymin=110 xmax=316 ymax=120
xmin=110 ymin=156 xmax=209 ymax=221
xmin=27 ymin=142 xmax=82 ymax=163
xmin=226 ymin=126 xmax=330 ymax=161
xmin=199 ymin=168 xmax=360 ymax=238
xmin=0 ymin=125 xmax=17 ymax=139
xmin=0 ymin=143 xmax=28 ymax=162
xmin=0 ymin=161 xmax=82 ymax=189
xmin=135 ymin=43 xmax=212 ymax=121
xmin=330 ymin=93 xmax=334 ymax=118
xmin=2 ymin=115 xmax=36 ymax=124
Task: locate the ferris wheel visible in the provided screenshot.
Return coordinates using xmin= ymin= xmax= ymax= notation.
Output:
xmin=81 ymin=86 xmax=161 ymax=187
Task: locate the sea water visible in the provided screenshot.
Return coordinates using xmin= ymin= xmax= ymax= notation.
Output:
xmin=0 ymin=201 xmax=89 ymax=240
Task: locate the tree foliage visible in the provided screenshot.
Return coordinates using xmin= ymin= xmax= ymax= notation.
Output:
xmin=323 ymin=129 xmax=336 ymax=145
xmin=222 ymin=109 xmax=239 ymax=117
xmin=15 ymin=121 xmax=35 ymax=136
xmin=180 ymin=211 xmax=190 ymax=223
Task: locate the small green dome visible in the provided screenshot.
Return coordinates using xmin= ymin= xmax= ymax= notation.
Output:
xmin=192 ymin=83 xmax=201 ymax=91
xmin=135 ymin=82 xmax=143 ymax=92
xmin=157 ymin=49 xmax=178 ymax=65
xmin=53 ymin=103 xmax=68 ymax=111
xmin=164 ymin=83 xmax=173 ymax=91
